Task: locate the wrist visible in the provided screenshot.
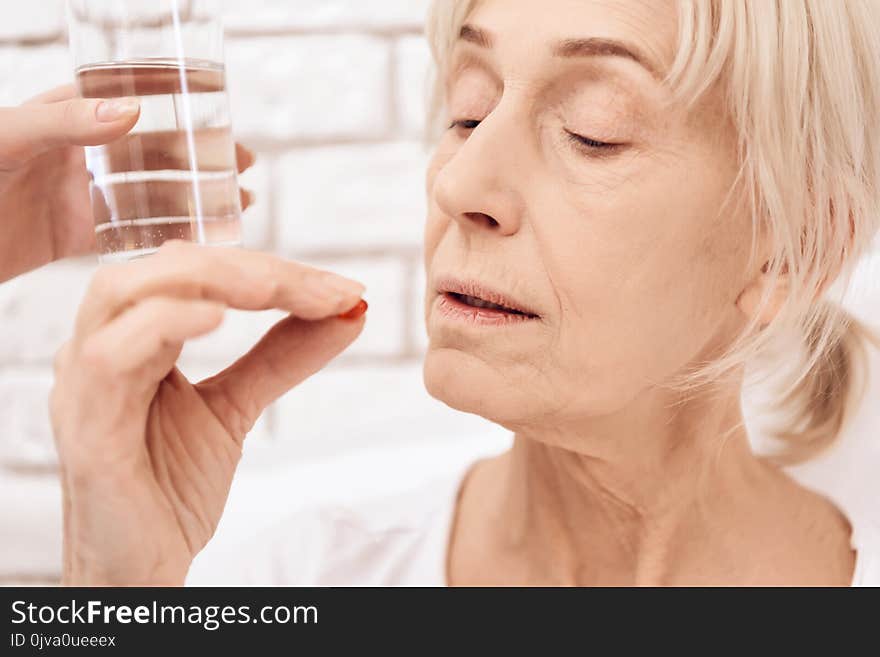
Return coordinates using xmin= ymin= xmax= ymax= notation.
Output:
xmin=61 ymin=484 xmax=192 ymax=587
xmin=62 ymin=549 xmax=188 ymax=587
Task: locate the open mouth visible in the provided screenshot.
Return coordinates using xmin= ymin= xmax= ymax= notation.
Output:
xmin=434 ymin=276 xmax=541 ymax=323
xmin=446 ymin=292 xmax=532 ymax=316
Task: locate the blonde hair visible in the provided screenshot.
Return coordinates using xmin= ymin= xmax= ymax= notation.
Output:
xmin=425 ymin=0 xmax=880 ymax=464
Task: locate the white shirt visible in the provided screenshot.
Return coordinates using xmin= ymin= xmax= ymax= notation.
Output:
xmin=187 ymin=468 xmax=463 ymax=586
xmin=187 ymin=445 xmax=880 ymax=587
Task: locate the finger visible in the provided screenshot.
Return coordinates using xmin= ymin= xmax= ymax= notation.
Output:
xmin=83 ymin=297 xmax=226 ymax=379
xmin=75 ymin=242 xmax=366 ymax=337
xmin=0 ymin=97 xmax=140 ymax=169
xmin=197 ymin=309 xmax=368 ymax=436
xmin=235 ymin=142 xmax=255 ymax=173
xmin=24 ymin=84 xmax=76 ymax=106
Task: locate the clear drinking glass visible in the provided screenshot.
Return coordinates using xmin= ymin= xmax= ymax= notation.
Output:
xmin=66 ymin=0 xmax=242 ymax=262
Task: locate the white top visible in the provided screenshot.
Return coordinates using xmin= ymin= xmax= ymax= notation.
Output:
xmin=188 ymin=468 xmax=464 ymax=587
xmin=186 ymin=448 xmax=880 ymax=587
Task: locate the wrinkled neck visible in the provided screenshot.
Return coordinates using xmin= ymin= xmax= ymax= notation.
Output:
xmin=495 ymin=382 xmax=773 ymax=583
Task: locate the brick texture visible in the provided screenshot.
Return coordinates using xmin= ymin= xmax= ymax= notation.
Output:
xmin=226 ymin=35 xmax=392 ymax=143
xmin=0 ymin=1 xmax=64 ymax=43
xmin=277 ymin=142 xmax=429 ymax=252
xmin=219 ymin=0 xmax=431 ymax=32
xmin=0 ymin=0 xmax=460 ymax=584
xmin=0 ymin=44 xmax=71 ymax=105
xmin=395 ymin=35 xmax=434 ymax=138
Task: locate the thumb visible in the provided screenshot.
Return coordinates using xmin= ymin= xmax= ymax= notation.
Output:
xmin=196 ymin=310 xmax=368 ymax=437
xmin=0 ymin=96 xmax=139 ymax=169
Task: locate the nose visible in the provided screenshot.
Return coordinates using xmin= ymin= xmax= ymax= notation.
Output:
xmin=431 ymin=113 xmax=525 ymax=237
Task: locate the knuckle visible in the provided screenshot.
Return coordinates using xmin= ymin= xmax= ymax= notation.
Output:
xmin=141 ymin=296 xmax=175 ymax=320
xmin=88 ymin=265 xmax=123 ymax=298
xmin=259 ymin=269 xmax=281 ymax=306
xmin=79 ymin=337 xmax=117 ymax=376
xmin=178 ymin=260 xmax=214 ymax=298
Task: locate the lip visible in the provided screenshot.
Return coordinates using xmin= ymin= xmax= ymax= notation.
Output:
xmin=433 ymin=275 xmax=541 ymax=327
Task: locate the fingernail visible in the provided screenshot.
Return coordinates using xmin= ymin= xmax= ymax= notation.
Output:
xmin=96 ymin=97 xmax=140 ymax=122
xmin=315 ymin=271 xmax=366 ymax=298
xmin=338 ymin=299 xmax=368 ymax=320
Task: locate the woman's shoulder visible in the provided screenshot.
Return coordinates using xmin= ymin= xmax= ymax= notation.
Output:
xmin=186 ymin=461 xmax=472 ymax=587
xmin=777 ymin=340 xmax=880 ymax=585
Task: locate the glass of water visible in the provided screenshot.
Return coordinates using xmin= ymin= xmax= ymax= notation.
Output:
xmin=66 ymin=0 xmax=242 ymax=262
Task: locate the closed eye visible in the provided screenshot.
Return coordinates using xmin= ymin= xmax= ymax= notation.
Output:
xmin=565 ymin=130 xmax=621 ymax=152
xmin=449 ymin=119 xmax=482 ymax=131
xmin=450 ymin=120 xmax=624 ymax=156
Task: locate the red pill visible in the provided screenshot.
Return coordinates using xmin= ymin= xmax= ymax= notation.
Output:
xmin=337 ymin=299 xmax=368 ymax=320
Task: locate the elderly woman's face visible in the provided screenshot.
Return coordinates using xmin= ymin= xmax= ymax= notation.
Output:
xmin=422 ymin=0 xmax=753 ymax=430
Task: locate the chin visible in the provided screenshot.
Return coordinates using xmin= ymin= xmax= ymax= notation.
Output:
xmin=422 ymin=346 xmax=539 ymax=427
xmin=423 ymin=342 xmax=645 ymax=431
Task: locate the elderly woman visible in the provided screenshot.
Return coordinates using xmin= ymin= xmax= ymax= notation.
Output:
xmin=36 ymin=0 xmax=880 ymax=586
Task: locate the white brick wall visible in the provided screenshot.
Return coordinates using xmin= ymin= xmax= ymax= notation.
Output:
xmin=0 ymin=43 xmax=71 ymax=104
xmin=0 ymin=260 xmax=94 ymax=365
xmin=0 ymin=369 xmax=56 ymax=470
xmin=219 ymin=0 xmax=431 ymax=32
xmin=395 ymin=35 xmax=434 ymax=137
xmin=0 ymin=0 xmax=511 ymax=585
xmin=226 ymin=35 xmax=392 ymax=143
xmin=277 ymin=142 xmax=429 ymax=251
xmin=0 ymin=1 xmax=64 ymax=42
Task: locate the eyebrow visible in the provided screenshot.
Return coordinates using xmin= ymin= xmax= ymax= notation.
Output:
xmin=458 ymin=24 xmax=661 ymax=80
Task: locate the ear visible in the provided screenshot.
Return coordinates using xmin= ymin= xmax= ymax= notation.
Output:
xmin=737 ymin=251 xmax=847 ymax=328
xmin=735 ymin=260 xmax=789 ymax=328
xmin=740 ymin=205 xmax=856 ymax=327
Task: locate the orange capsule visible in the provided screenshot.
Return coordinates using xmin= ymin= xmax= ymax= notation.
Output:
xmin=337 ymin=299 xmax=368 ymax=320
